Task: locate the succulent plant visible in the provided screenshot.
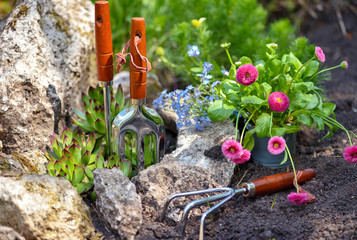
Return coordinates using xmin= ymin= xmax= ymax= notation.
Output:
xmin=72 ymin=85 xmax=128 ymax=138
xmin=42 ymin=126 xmax=133 ymax=194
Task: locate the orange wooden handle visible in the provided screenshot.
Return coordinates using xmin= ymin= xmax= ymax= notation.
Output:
xmin=251 ymin=168 xmax=316 ymax=196
xmin=130 ymin=17 xmax=147 ymax=100
xmin=95 ymin=1 xmax=113 ymax=82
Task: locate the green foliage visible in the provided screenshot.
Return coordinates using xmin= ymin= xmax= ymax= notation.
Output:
xmin=207 ymin=42 xmax=349 ymax=151
xmin=72 ymin=85 xmax=127 ymax=138
xmin=42 ymin=127 xmax=132 ymax=194
xmin=90 ymin=0 xmax=297 ymax=87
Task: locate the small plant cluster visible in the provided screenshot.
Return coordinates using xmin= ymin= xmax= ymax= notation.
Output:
xmin=43 ymin=85 xmax=156 ymax=194
xmin=153 ymin=47 xmax=221 ymax=130
xmin=42 ymin=127 xmax=132 ymax=194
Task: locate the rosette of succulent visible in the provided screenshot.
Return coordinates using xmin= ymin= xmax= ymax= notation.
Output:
xmin=208 ymin=41 xmax=355 ymax=204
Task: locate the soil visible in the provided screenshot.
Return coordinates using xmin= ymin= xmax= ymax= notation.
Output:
xmin=90 ymin=5 xmax=357 ymax=240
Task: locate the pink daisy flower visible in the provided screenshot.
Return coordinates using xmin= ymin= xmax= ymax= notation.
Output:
xmin=343 ymin=146 xmax=357 ymax=163
xmin=222 ymin=139 xmax=243 ymax=160
xmin=236 ymin=64 xmax=258 ymax=86
xmin=315 ymin=46 xmax=325 ymax=62
xmin=340 ymin=60 xmax=348 ymax=70
xmin=267 ymin=136 xmax=286 ymax=155
xmin=268 ymin=92 xmax=290 ymax=112
xmin=231 ymin=149 xmax=251 ymax=164
xmin=287 ymin=192 xmax=309 ymax=204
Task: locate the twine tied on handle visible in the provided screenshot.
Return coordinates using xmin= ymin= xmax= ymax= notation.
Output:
xmin=115 ymin=35 xmax=152 ymax=73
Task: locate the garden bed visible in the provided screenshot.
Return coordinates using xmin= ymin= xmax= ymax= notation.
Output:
xmin=91 ymin=6 xmax=357 ymax=240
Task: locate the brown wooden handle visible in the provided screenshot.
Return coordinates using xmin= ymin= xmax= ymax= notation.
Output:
xmin=130 ymin=17 xmax=147 ymax=100
xmin=251 ymin=168 xmax=316 ymax=196
xmin=95 ymin=1 xmax=113 ymax=82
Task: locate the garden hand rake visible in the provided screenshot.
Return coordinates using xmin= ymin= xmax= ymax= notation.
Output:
xmin=112 ymin=18 xmax=165 ymax=172
xmin=160 ymin=168 xmax=316 ymax=240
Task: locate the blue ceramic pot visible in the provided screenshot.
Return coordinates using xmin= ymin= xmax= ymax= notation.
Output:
xmin=251 ymin=133 xmax=296 ymax=169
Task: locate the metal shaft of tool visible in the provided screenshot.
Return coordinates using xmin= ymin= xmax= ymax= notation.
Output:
xmin=103 ymin=81 xmax=112 ymax=157
xmin=177 ymin=190 xmax=234 ymax=237
xmin=198 ymin=188 xmax=247 ymax=240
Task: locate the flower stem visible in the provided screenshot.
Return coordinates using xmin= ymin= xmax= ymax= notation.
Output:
xmin=310 ymin=65 xmax=341 ymax=80
xmin=286 ymin=57 xmax=314 ymax=95
xmin=240 ymin=106 xmax=261 ymax=144
xmin=285 ymin=145 xmax=298 ymax=193
xmin=224 ymin=48 xmax=234 ymax=66
xmin=235 ymin=109 xmax=243 ymax=141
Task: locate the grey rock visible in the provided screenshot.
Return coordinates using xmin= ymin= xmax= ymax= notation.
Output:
xmin=0 ymin=151 xmax=47 ymax=176
xmin=132 ymin=162 xmax=222 ymax=223
xmin=94 ymin=168 xmax=142 ymax=240
xmin=0 ymin=174 xmax=95 ymax=240
xmin=162 ymin=119 xmax=237 ymax=185
xmin=0 ymin=226 xmax=25 ymax=240
xmin=0 ymin=0 xmax=96 ymax=154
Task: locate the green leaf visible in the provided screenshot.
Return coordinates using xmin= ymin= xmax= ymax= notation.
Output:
xmin=47 ymin=161 xmax=56 ymax=176
xmin=207 ymin=100 xmax=235 ymax=122
xmin=49 ymin=134 xmax=62 ymax=158
xmin=190 ymin=67 xmax=202 ymax=73
xmin=311 ymin=114 xmax=324 ymax=130
xmin=61 ymin=127 xmax=73 ymax=146
xmin=115 ymin=84 xmax=125 ymax=110
xmin=86 ymin=132 xmax=96 ymax=152
xmin=95 ymin=155 xmax=105 ymax=169
xmin=72 ymin=118 xmax=93 ymax=132
xmin=82 ymin=92 xmax=90 ymax=107
xmin=73 ymin=127 xmax=85 ymax=148
xmin=62 ymin=149 xmax=73 ymax=159
xmin=271 ymin=127 xmax=286 ymax=136
xmin=88 ymin=86 xmax=99 ymax=101
xmin=320 ymin=121 xmax=334 ymax=141
xmin=84 ymin=167 xmax=94 ymax=181
xmin=321 ymin=103 xmax=336 ymax=116
xmin=293 ymin=93 xmax=319 ymax=110
xmin=228 ymin=64 xmax=237 ymax=79
xmin=85 ymin=112 xmax=95 ymax=129
xmin=72 ymin=168 xmax=85 ymax=186
xmin=81 ymin=150 xmax=91 ymax=166
xmin=72 ymin=107 xmax=86 ymax=121
xmin=259 ymin=82 xmax=272 ymax=99
xmin=240 ymin=96 xmax=266 ymax=105
xmin=94 ymin=119 xmax=106 ymax=135
xmin=283 ymin=125 xmax=301 ymax=134
xmin=255 ymin=113 xmax=272 ymax=138
xmin=290 ymin=82 xmax=315 ymax=93
xmin=297 ymin=113 xmax=313 ymax=127
xmin=121 ymin=159 xmax=132 ymax=177
xmin=280 ymin=150 xmax=288 ymax=165
xmin=66 ymin=158 xmax=74 ymax=180
xmin=302 ymin=60 xmax=319 ymax=78
xmin=239 ymin=56 xmax=252 ymax=65
xmin=243 ymin=129 xmax=256 ymax=152
xmin=75 ymin=183 xmax=93 ymax=194
xmin=68 ymin=144 xmax=82 ymax=165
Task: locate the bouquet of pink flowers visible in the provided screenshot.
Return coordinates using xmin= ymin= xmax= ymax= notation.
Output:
xmin=208 ymin=42 xmax=355 ymax=204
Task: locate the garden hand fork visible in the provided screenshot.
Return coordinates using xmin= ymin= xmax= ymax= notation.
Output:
xmin=112 ymin=18 xmax=165 ymax=172
xmin=160 ymin=168 xmax=316 ymax=240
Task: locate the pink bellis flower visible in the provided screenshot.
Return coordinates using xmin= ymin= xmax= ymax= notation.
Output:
xmin=236 ymin=63 xmax=258 ymax=86
xmin=222 ymin=139 xmax=243 ymax=160
xmin=268 ymin=92 xmax=290 ymax=112
xmin=315 ymin=46 xmax=325 ymax=62
xmin=287 ymin=192 xmax=309 ymax=204
xmin=267 ymin=136 xmax=286 ymax=155
xmin=231 ymin=149 xmax=251 ymax=164
xmin=343 ymin=146 xmax=357 ymax=163
xmin=341 ymin=60 xmax=348 ymax=70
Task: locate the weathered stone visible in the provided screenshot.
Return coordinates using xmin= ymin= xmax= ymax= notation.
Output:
xmin=132 ymin=161 xmax=222 ymax=223
xmin=157 ymin=108 xmax=178 ymax=133
xmin=0 ymin=226 xmax=25 ymax=240
xmin=161 ymin=119 xmax=237 ymax=185
xmin=0 ymin=174 xmax=95 ymax=240
xmin=94 ymin=168 xmax=142 ymax=240
xmin=0 ymin=0 xmax=96 ymax=154
xmin=0 ymin=151 xmax=47 ymax=176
